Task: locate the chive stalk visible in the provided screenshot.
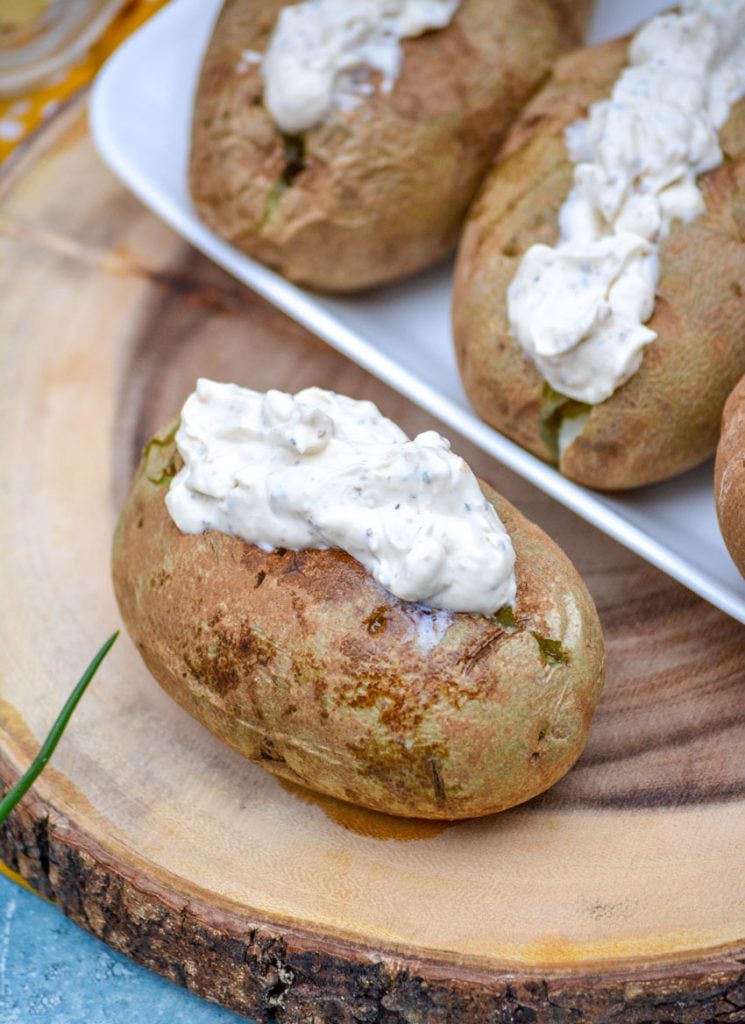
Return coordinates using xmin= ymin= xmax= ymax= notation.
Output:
xmin=0 ymin=631 xmax=119 ymax=825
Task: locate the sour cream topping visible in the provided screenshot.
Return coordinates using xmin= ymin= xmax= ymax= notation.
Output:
xmin=166 ymin=380 xmax=516 ymax=616
xmin=261 ymin=0 xmax=460 ymax=134
xmin=508 ymin=0 xmax=745 ymax=406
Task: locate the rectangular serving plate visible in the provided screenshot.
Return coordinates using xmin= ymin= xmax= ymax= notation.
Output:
xmin=89 ymin=0 xmax=745 ymax=625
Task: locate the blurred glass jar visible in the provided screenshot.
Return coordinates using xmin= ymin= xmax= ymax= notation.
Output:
xmin=0 ymin=0 xmax=124 ymax=96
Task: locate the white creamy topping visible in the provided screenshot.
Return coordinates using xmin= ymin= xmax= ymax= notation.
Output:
xmin=261 ymin=0 xmax=460 ymax=134
xmin=508 ymin=0 xmax=745 ymax=406
xmin=166 ymin=380 xmax=516 ymax=616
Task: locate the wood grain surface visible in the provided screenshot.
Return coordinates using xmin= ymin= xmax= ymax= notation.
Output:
xmin=1 ymin=95 xmax=745 ymax=1023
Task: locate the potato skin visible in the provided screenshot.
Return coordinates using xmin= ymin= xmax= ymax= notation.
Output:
xmin=112 ymin=425 xmax=604 ymax=820
xmin=715 ymin=376 xmax=745 ymax=580
xmin=453 ymin=37 xmax=745 ymax=491
xmin=189 ymin=0 xmax=590 ymax=292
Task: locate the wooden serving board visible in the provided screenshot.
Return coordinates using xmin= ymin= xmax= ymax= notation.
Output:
xmin=2 ymin=95 xmax=745 ymax=1023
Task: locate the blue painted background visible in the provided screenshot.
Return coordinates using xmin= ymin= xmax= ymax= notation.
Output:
xmin=0 ymin=873 xmax=250 ymax=1024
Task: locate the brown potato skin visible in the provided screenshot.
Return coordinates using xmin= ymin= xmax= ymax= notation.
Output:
xmin=715 ymin=376 xmax=745 ymax=580
xmin=112 ymin=426 xmax=604 ymax=820
xmin=189 ymin=0 xmax=591 ymax=293
xmin=453 ymin=37 xmax=745 ymax=491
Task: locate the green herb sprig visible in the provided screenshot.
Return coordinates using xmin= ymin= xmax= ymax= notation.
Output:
xmin=0 ymin=630 xmax=119 ymax=825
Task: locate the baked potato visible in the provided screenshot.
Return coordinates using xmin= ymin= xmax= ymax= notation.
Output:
xmin=453 ymin=35 xmax=745 ymax=491
xmin=715 ymin=375 xmax=745 ymax=580
xmin=189 ymin=0 xmax=591 ymax=293
xmin=112 ymin=420 xmax=604 ymax=820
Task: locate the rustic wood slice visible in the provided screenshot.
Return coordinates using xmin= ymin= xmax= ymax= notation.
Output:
xmin=2 ymin=95 xmax=745 ymax=1023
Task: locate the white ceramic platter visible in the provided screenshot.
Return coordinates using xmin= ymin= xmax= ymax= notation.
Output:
xmin=89 ymin=0 xmax=745 ymax=625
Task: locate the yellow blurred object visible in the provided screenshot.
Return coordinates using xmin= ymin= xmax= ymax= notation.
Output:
xmin=0 ymin=0 xmax=168 ymax=162
xmin=0 ymin=0 xmax=51 ymax=31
